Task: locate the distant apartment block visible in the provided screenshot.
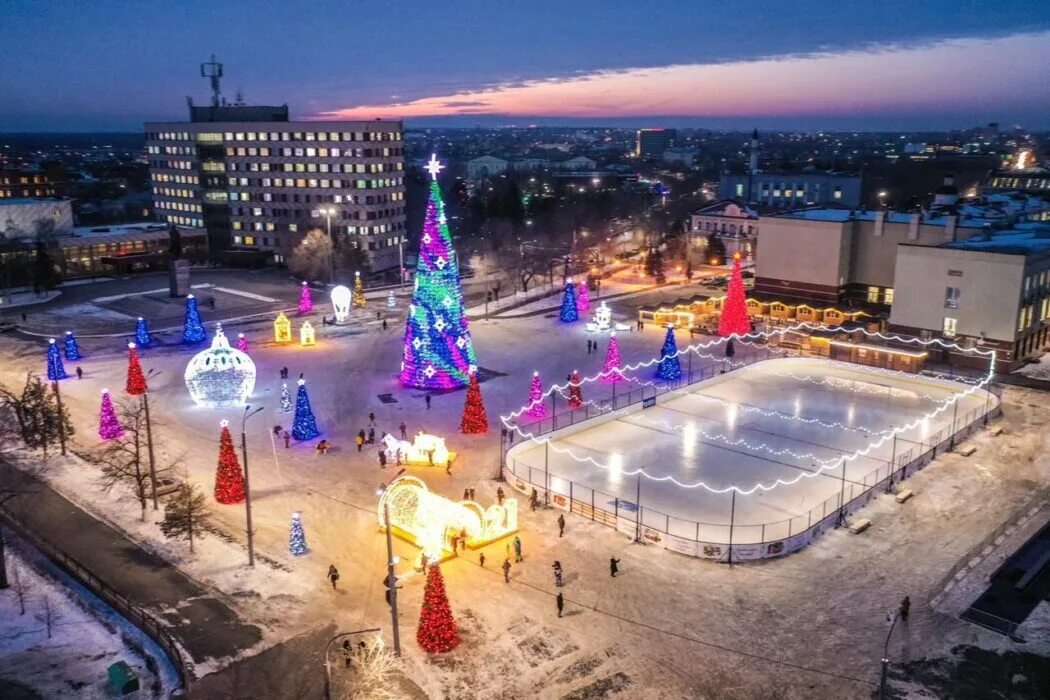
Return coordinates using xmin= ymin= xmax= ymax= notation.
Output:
xmin=0 ymin=168 xmax=61 ymax=199
xmin=145 ymin=105 xmax=406 ymax=271
xmin=636 ymin=129 xmax=676 ymax=159
xmin=720 ymin=171 xmax=863 ymax=209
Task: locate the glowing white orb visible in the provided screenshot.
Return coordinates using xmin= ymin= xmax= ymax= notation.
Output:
xmin=330 ymin=285 xmax=352 ymax=322
xmin=184 ymin=325 xmax=256 ymax=409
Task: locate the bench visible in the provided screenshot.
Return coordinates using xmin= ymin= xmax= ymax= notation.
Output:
xmin=894 ymin=489 xmax=914 ymax=504
xmin=956 ymin=445 xmax=977 ymax=457
xmin=990 ymin=426 xmax=1004 ymax=437
xmin=848 ymin=518 xmax=872 ymax=534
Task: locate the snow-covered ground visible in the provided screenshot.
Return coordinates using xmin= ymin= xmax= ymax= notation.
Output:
xmin=1015 ymin=352 xmax=1050 ymax=381
xmin=0 ymin=543 xmax=172 ymax=698
xmin=508 ymin=357 xmax=994 ymax=543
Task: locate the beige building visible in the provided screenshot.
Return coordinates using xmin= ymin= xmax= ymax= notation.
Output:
xmin=889 ymin=224 xmax=1050 ymax=370
xmin=146 ymin=106 xmax=405 ymax=271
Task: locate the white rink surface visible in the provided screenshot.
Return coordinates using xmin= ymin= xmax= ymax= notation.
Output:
xmin=508 ymin=357 xmax=994 ymax=544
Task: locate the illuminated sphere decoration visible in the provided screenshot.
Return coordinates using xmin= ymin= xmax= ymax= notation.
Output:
xmin=184 ymin=324 xmax=256 ymax=409
xmin=330 ymin=285 xmax=352 ymax=323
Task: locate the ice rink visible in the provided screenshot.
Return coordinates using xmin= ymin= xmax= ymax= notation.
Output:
xmin=507 ymin=357 xmax=996 ymax=544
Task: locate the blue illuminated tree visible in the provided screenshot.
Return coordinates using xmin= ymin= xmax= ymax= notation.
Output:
xmin=134 ymin=317 xmax=152 ymax=348
xmin=560 ymin=281 xmax=579 ymax=323
xmin=182 ymin=294 xmax=206 ymax=344
xmin=63 ymin=330 xmax=82 ymax=361
xmin=291 ymin=379 xmax=320 ymax=440
xmin=46 ymin=339 xmax=68 ymax=380
xmin=654 ymin=325 xmax=681 ymax=381
xmin=289 ymin=512 xmax=307 ymax=556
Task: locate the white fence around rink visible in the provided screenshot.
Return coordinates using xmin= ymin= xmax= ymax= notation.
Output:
xmin=501 ymin=326 xmax=1003 ymax=562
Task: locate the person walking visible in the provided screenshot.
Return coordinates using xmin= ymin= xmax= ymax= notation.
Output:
xmin=283 ymin=431 xmax=291 ymax=448
xmin=382 ymin=318 xmax=388 ymax=330
xmin=496 ymin=486 xmax=505 ymax=505
xmin=556 ymin=592 xmax=564 ymax=618
xmin=399 ymin=421 xmax=407 ymax=440
xmin=378 ymin=449 xmax=387 ymax=468
xmin=552 ymin=561 xmax=563 ymax=587
xmin=327 ymin=565 xmax=340 ymax=590
xmin=76 ymin=366 xmax=83 ymax=379
xmin=530 ymin=488 xmax=538 ymax=512
xmin=342 ymin=640 xmax=352 ymax=668
xmin=513 ymin=535 xmax=523 ymax=562
xmin=463 ymin=488 xmax=470 ymax=501
xmin=502 ymin=558 xmax=511 ymax=583
xmin=367 ymin=427 xmax=375 ymax=444
xmin=425 ymin=394 xmax=432 ymax=410
xmin=469 ymin=487 xmax=476 ymax=501
xmin=479 ymin=552 xmax=486 ymax=567
xmin=445 ymin=458 xmax=452 ymax=476
xmin=900 ymin=596 xmax=911 ymax=622
xmin=420 ymin=553 xmax=429 ymax=575
xmin=610 ymin=557 xmax=620 ymax=578
xmin=557 ymin=513 xmax=565 ymax=537
xmin=356 ymin=433 xmax=365 ymax=452
xmin=368 ymin=411 xmax=375 ymax=425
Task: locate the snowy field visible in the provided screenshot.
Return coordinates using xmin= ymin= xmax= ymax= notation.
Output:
xmin=507 ymin=357 xmax=995 ymax=545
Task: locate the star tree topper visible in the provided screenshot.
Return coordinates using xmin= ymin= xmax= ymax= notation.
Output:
xmin=425 ymin=154 xmax=445 ymax=180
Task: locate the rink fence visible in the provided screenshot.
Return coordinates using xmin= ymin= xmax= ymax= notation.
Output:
xmin=502 ymin=358 xmax=1002 ymax=562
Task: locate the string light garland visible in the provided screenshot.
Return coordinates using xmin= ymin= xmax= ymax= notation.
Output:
xmin=400 ymin=157 xmax=478 ymax=389
xmin=417 ymin=564 xmax=460 ymax=653
xmin=501 ymin=324 xmax=998 ymax=496
xmin=46 ymin=338 xmax=67 ymax=381
xmin=182 ymin=294 xmax=206 ymax=344
xmin=288 ymin=511 xmax=307 ymax=556
xmin=184 ymin=325 xmax=256 ymax=408
xmin=63 ymin=330 xmax=82 ymax=361
xmin=134 ymin=317 xmax=152 ymax=348
xmin=560 ymin=279 xmax=579 ymax=323
xmin=214 ymin=420 xmax=246 ymax=504
xmin=125 ymin=342 xmax=147 ymax=395
xmin=98 ymin=389 xmax=123 ymax=440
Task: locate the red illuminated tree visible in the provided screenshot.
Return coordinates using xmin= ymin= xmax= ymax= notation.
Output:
xmin=717 ymin=253 xmax=751 ymax=337
xmin=568 ymin=370 xmax=583 ymax=409
xmin=125 ymin=343 xmax=148 ymax=396
xmin=416 ymin=563 xmax=459 ymax=653
xmin=213 ymin=420 xmax=246 ymax=504
xmin=460 ymin=372 xmax=489 ymax=434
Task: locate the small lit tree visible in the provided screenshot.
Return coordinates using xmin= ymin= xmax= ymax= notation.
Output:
xmin=416 ymin=563 xmax=459 ymax=653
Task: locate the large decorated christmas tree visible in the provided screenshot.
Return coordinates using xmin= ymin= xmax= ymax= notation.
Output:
xmin=417 ymin=563 xmax=459 ymax=653
xmin=400 ymin=155 xmax=478 ymax=389
xmin=718 ymin=253 xmax=751 ymax=337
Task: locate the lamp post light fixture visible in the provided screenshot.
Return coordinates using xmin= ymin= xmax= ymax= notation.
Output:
xmin=376 ymin=481 xmax=403 ymax=657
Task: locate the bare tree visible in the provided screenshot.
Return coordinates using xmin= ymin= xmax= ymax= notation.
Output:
xmin=35 ymin=595 xmax=62 ymax=639
xmin=0 ymin=373 xmax=73 ymax=459
xmin=289 ymin=228 xmax=333 ymax=282
xmin=339 ymin=641 xmax=404 ymax=700
xmin=87 ymin=399 xmax=175 ymax=521
xmin=158 ymin=480 xmax=209 ymax=553
xmin=9 ymin=563 xmax=33 ymax=614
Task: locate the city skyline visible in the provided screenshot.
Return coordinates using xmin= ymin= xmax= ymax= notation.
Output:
xmin=1 ymin=1 xmax=1048 ymax=131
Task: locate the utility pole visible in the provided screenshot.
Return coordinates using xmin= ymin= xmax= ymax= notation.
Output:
xmin=382 ymin=501 xmax=401 ymax=656
xmin=241 ymin=405 xmax=263 ymax=567
xmin=879 ymin=611 xmax=900 ymax=700
xmin=143 ymin=369 xmax=160 ymax=510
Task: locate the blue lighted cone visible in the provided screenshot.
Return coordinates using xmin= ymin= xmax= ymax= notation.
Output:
xmin=560 ymin=282 xmax=579 ymax=323
xmin=291 ymin=379 xmax=320 ymax=441
xmin=135 ymin=317 xmax=152 ymax=348
xmin=46 ymin=339 xmax=68 ymax=381
xmin=289 ymin=512 xmax=307 ymax=556
xmin=655 ymin=326 xmax=681 ymax=381
xmin=182 ymin=295 xmax=206 ymax=344
xmin=63 ymin=331 xmax=82 ymax=361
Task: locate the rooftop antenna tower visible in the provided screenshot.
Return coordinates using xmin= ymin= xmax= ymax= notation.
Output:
xmin=200 ymin=55 xmax=223 ymax=108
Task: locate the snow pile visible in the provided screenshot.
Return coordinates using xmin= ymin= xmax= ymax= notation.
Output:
xmin=1015 ymin=353 xmax=1050 ymax=381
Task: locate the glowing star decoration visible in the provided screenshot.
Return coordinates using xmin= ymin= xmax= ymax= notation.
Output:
xmin=353 ymin=271 xmax=366 ymax=308
xmin=400 ymin=167 xmax=478 ymax=389
xmin=46 ymin=338 xmax=67 ymax=380
xmin=98 ymin=389 xmax=123 ymax=441
xmin=273 ymin=311 xmax=292 ymax=343
xmin=134 ymin=317 xmax=152 ymax=347
xmin=330 ymin=285 xmax=352 ymax=323
xmin=718 ymin=253 xmax=751 ymax=337
xmin=182 ymin=294 xmax=206 ymax=344
xmin=424 ymin=153 xmax=445 ymax=179
xmin=183 ymin=325 xmax=257 ymax=409
xmin=526 ymin=371 xmax=546 ymax=418
xmin=377 ymin=475 xmax=517 ymax=568
xmin=298 ymin=281 xmax=313 ymax=315
xmin=299 ymin=321 xmax=316 ymax=347
xmin=64 ymin=331 xmax=82 ymax=361
xmin=381 ymin=432 xmax=456 ymax=466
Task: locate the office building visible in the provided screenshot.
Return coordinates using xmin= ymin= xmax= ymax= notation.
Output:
xmin=688 ymin=199 xmax=760 ymax=262
xmin=0 ymin=168 xmax=62 ymax=199
xmin=636 ymin=129 xmax=676 ymax=159
xmin=146 ymin=104 xmax=406 ymax=271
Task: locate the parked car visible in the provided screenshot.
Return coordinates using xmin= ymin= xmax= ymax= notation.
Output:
xmin=143 ymin=475 xmax=184 ymax=500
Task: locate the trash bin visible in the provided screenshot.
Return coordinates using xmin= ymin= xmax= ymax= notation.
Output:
xmin=107 ymin=661 xmax=140 ymax=695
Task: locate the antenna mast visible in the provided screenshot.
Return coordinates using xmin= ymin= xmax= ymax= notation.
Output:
xmin=200 ymin=55 xmax=223 ymax=108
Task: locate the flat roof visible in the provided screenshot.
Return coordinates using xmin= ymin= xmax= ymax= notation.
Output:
xmin=0 ymin=197 xmax=70 ymax=207
xmin=775 ymin=208 xmax=988 ymax=228
xmin=943 ymin=227 xmax=1050 ymax=255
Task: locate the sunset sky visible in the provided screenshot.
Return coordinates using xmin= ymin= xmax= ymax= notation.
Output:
xmin=1 ymin=0 xmax=1048 ymax=131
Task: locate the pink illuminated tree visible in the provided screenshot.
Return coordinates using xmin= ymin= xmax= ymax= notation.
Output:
xmin=236 ymin=333 xmax=249 ymax=354
xmin=98 ymin=389 xmax=123 ymax=441
xmin=576 ymin=281 xmax=590 ymax=315
xmin=298 ymin=281 xmax=313 ymax=315
xmin=602 ymin=332 xmax=624 ymax=382
xmin=525 ymin=371 xmax=547 ymax=418
xmin=718 ymin=253 xmax=751 ymax=337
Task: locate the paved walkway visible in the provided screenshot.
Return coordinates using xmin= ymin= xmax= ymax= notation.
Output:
xmin=0 ymin=458 xmax=262 ymax=678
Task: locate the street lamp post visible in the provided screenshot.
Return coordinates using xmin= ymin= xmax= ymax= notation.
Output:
xmin=322 ymin=207 xmax=336 ymax=283
xmin=878 ymin=611 xmax=900 ymax=700
xmin=143 ymin=368 xmax=161 ymax=510
xmin=376 ymin=483 xmax=402 ymax=657
xmin=51 ymin=380 xmax=67 ymax=457
xmin=241 ymin=405 xmax=263 ymax=567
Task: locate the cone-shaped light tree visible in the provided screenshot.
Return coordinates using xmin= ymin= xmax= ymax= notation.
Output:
xmin=576 ymin=281 xmax=590 ymax=315
xmin=182 ymin=294 xmax=206 ymax=344
xmin=125 ymin=342 xmax=147 ymax=395
xmin=718 ymin=253 xmax=751 ymax=337
xmin=568 ymin=370 xmax=583 ymax=409
xmin=289 ymin=512 xmax=307 ymax=556
xmin=98 ymin=389 xmax=123 ymax=440
xmin=417 ymin=563 xmax=459 ymax=653
xmin=560 ymin=280 xmax=579 ymax=322
xmin=134 ymin=317 xmax=152 ymax=347
xmin=655 ymin=325 xmax=682 ymax=381
xmin=236 ymin=333 xmax=249 ymax=354
xmin=353 ymin=271 xmax=366 ymax=308
xmin=460 ymin=371 xmax=489 ymax=434
xmin=298 ymin=281 xmax=313 ymax=315
xmin=400 ymin=155 xmax=478 ymax=389
xmin=602 ymin=332 xmax=624 ymax=382
xmin=279 ymin=383 xmax=292 ymax=412
xmin=292 ymin=378 xmax=320 ymax=440
xmin=64 ymin=330 xmax=82 ymax=361
xmin=46 ymin=339 xmax=67 ymax=381
xmin=526 ymin=371 xmax=547 ymax=418
xmin=214 ymin=420 xmax=246 ymax=504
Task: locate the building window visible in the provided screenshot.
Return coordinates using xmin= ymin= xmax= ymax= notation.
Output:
xmin=735 ymin=183 xmax=744 ymax=197
xmin=883 ymin=288 xmax=894 ymax=305
xmin=867 ymin=286 xmax=879 ymax=303
xmin=943 ymin=317 xmax=958 ymax=337
xmin=833 ymin=187 xmax=842 ymax=200
xmin=945 ymin=286 xmax=960 ymax=308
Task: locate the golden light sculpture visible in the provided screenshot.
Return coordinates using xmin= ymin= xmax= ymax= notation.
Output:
xmin=299 ymin=320 xmax=316 ymax=347
xmin=274 ymin=311 xmax=292 ymax=343
xmin=381 ymin=432 xmax=456 ymax=466
xmin=377 ymin=475 xmax=517 ymax=568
